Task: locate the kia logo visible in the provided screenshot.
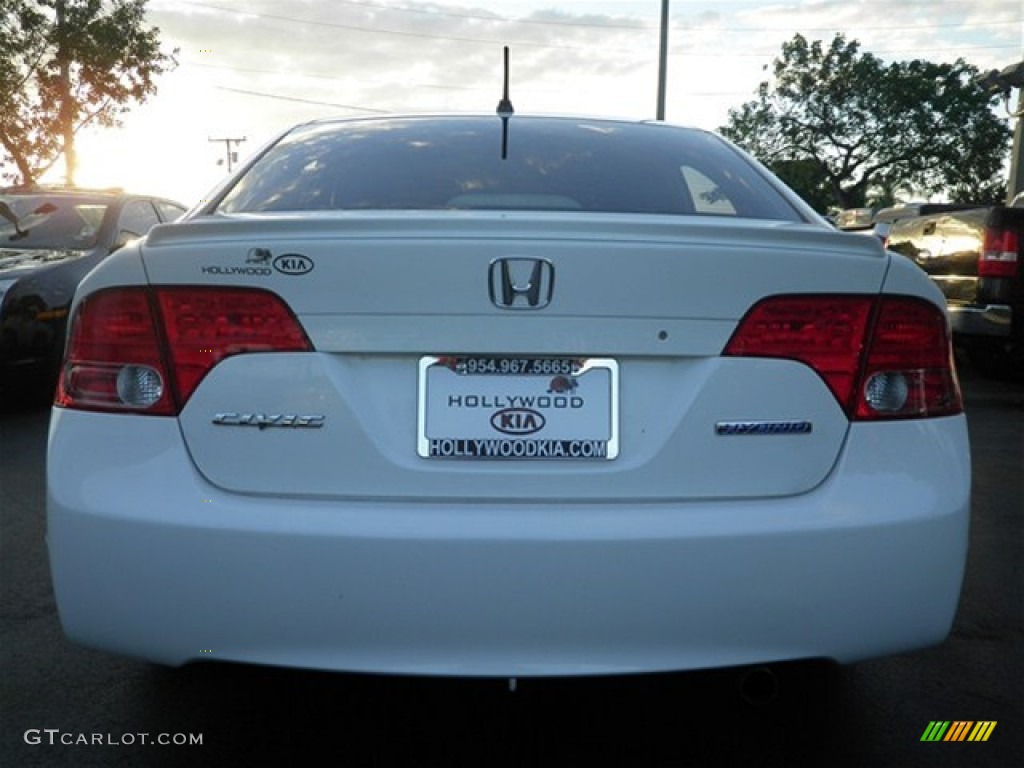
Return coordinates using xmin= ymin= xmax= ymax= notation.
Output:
xmin=273 ymin=253 xmax=314 ymax=275
xmin=490 ymin=408 xmax=546 ymax=435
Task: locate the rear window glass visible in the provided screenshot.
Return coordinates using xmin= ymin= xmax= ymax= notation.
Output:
xmin=215 ymin=117 xmax=802 ymax=221
xmin=0 ymin=195 xmax=109 ymax=250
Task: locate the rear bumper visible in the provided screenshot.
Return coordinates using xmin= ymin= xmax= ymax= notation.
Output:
xmin=948 ymin=303 xmax=1013 ymax=337
xmin=47 ymin=409 xmax=971 ymax=676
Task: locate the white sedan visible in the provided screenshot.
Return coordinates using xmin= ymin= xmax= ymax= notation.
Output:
xmin=47 ymin=115 xmax=969 ymax=676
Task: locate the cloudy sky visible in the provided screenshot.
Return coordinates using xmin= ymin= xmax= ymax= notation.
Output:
xmin=64 ymin=0 xmax=1024 ymax=205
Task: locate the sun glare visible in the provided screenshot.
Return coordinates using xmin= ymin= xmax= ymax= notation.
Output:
xmin=66 ymin=126 xmax=225 ymax=208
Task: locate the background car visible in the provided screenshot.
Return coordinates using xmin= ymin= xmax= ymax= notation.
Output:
xmin=47 ymin=115 xmax=969 ymax=679
xmin=871 ymin=203 xmax=984 ymax=246
xmin=832 ymin=206 xmax=876 ymax=234
xmin=0 ymin=186 xmax=186 ymax=399
xmin=833 ymin=203 xmax=982 ymax=244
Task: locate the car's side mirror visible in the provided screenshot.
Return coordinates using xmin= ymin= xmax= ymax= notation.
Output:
xmin=0 ymin=201 xmax=29 ymax=240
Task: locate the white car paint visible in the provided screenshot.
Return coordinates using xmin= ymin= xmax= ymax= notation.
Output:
xmin=46 ymin=117 xmax=970 ymax=676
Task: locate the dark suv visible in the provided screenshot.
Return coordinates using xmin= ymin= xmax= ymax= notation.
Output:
xmin=1 ymin=187 xmax=187 ymax=398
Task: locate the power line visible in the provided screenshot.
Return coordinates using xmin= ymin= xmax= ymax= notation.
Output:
xmin=171 ymin=0 xmax=1020 ymax=58
xmin=322 ymin=0 xmax=655 ymax=31
xmin=175 ymin=0 xmax=1018 ymax=37
xmin=177 ymin=0 xmax=654 ymax=31
xmin=669 ymin=42 xmax=1024 ymax=58
xmin=174 ymin=1 xmax=643 ymax=53
xmin=165 ymin=1 xmax=1021 ymax=105
xmin=184 ymin=60 xmax=481 ymax=90
xmin=215 ymin=86 xmax=390 ymax=112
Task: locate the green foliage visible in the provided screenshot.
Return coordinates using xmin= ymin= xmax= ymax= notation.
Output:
xmin=721 ymin=34 xmax=1011 ymax=210
xmin=762 ymin=158 xmax=835 ymax=213
xmin=0 ymin=0 xmax=176 ymax=186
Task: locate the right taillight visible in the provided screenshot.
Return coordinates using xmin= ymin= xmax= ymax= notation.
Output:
xmin=854 ymin=296 xmax=962 ymax=420
xmin=980 ymin=228 xmax=1020 ymax=278
xmin=724 ymin=294 xmax=962 ymax=421
xmin=57 ymin=286 xmax=311 ymax=415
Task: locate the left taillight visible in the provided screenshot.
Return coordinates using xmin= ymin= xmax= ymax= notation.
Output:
xmin=56 ymin=286 xmax=311 ymax=415
xmin=57 ymin=288 xmax=174 ymax=414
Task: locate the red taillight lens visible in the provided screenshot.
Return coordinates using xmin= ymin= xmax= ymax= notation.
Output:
xmin=980 ymin=228 xmax=1020 ymax=278
xmin=57 ymin=287 xmax=311 ymax=415
xmin=57 ymin=288 xmax=174 ymax=415
xmin=854 ymin=297 xmax=962 ymax=420
xmin=156 ymin=287 xmax=311 ymax=404
xmin=722 ymin=296 xmax=874 ymax=408
xmin=724 ymin=295 xmax=962 ymax=420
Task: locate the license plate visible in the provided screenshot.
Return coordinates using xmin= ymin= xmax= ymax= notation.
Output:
xmin=417 ymin=356 xmax=619 ymax=460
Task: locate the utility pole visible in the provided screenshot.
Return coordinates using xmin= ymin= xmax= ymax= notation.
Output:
xmin=1007 ymin=85 xmax=1024 ymax=203
xmin=976 ymin=61 xmax=1024 ymax=204
xmin=656 ymin=0 xmax=669 ymax=120
xmin=209 ymin=136 xmax=247 ymax=173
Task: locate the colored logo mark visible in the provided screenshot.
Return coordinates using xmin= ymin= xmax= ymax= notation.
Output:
xmin=921 ymin=721 xmax=997 ymax=742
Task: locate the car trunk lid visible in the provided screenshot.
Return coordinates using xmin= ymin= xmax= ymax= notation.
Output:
xmin=140 ymin=213 xmax=887 ymax=501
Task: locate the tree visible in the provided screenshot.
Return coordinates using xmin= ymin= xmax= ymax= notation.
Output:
xmin=768 ymin=158 xmax=835 ymax=213
xmin=0 ymin=0 xmax=176 ymax=187
xmin=720 ymin=34 xmax=1011 ymax=210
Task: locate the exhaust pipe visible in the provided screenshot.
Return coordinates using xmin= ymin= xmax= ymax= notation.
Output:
xmin=739 ymin=666 xmax=779 ymax=706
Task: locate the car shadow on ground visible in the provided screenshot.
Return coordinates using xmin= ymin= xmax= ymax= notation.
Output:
xmin=140 ymin=659 xmax=844 ymax=768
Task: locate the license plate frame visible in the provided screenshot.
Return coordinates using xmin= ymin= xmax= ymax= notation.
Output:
xmin=417 ymin=356 xmax=619 ymax=460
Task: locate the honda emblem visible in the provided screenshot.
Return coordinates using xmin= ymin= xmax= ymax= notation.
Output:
xmin=489 ymin=258 xmax=554 ymax=309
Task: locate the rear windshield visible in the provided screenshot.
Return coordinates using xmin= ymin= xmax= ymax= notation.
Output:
xmin=215 ymin=117 xmax=803 ymax=221
xmin=0 ymin=195 xmax=109 ymax=250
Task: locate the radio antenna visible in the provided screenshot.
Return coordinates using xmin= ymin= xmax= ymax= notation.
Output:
xmin=497 ymin=46 xmax=514 ymax=116
xmin=496 ymin=46 xmax=514 ymax=159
